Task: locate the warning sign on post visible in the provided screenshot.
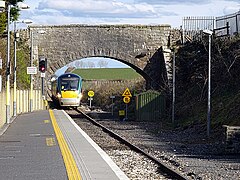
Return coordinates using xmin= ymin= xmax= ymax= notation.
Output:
xmin=88 ymin=90 xmax=95 ymax=97
xmin=123 ymin=96 xmax=131 ymax=104
xmin=122 ymin=88 xmax=132 ymax=97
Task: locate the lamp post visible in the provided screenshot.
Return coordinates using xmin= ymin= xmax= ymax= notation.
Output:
xmin=203 ymin=29 xmax=213 ymax=137
xmin=13 ymin=21 xmax=18 ymax=116
xmin=30 ymin=30 xmax=34 ymax=112
xmin=6 ymin=3 xmax=11 ymax=123
xmin=0 ymin=1 xmax=4 ymax=95
xmin=2 ymin=1 xmax=30 ymax=122
xmin=13 ymin=20 xmax=32 ymax=116
xmin=163 ymin=49 xmax=176 ymax=124
xmin=172 ymin=50 xmax=176 ymax=124
xmin=0 ymin=1 xmax=4 ymax=12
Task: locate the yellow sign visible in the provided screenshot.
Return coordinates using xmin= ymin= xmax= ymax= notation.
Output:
xmin=119 ymin=110 xmax=125 ymax=116
xmin=123 ymin=96 xmax=131 ymax=104
xmin=88 ymin=90 xmax=95 ymax=97
xmin=122 ymin=88 xmax=132 ymax=97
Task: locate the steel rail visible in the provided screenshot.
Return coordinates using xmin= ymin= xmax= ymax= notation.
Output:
xmin=74 ymin=108 xmax=188 ymax=180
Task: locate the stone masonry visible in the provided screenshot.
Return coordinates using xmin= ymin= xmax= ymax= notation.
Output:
xmin=20 ymin=24 xmax=180 ymax=91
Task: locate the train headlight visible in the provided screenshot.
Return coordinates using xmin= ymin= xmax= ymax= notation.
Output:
xmin=57 ymin=93 xmax=61 ymax=98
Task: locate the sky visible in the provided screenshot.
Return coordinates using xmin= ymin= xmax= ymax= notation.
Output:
xmin=18 ymin=0 xmax=240 ymax=72
xmin=19 ymin=0 xmax=240 ymax=28
xmin=55 ymin=57 xmax=129 ymax=76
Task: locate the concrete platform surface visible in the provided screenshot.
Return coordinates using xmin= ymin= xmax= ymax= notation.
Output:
xmin=0 ymin=110 xmax=129 ymax=180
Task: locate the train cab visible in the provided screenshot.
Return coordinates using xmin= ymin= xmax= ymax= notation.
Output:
xmin=51 ymin=73 xmax=83 ymax=107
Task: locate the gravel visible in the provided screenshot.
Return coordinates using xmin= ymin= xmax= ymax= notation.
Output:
xmin=69 ymin=109 xmax=240 ymax=180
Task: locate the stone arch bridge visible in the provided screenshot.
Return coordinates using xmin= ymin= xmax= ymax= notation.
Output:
xmin=26 ymin=24 xmax=177 ymax=91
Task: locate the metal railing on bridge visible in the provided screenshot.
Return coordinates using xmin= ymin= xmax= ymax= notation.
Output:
xmin=182 ymin=11 xmax=240 ymax=43
xmin=182 ymin=16 xmax=215 ymax=43
xmin=216 ymin=11 xmax=240 ymax=36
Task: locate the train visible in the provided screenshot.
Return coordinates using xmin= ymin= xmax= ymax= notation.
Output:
xmin=51 ymin=73 xmax=83 ymax=107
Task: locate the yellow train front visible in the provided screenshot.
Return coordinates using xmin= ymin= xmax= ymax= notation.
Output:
xmin=51 ymin=73 xmax=83 ymax=107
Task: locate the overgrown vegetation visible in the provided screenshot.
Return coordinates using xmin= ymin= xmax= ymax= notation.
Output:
xmin=81 ymin=79 xmax=145 ymax=116
xmin=16 ymin=34 xmax=31 ymax=89
xmin=73 ymin=68 xmax=144 ymax=117
xmin=0 ymin=31 xmax=30 ymax=89
xmin=0 ymin=0 xmax=29 ymax=89
xmin=175 ymin=35 xmax=240 ymax=128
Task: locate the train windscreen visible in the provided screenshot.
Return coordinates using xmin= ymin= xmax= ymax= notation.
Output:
xmin=60 ymin=77 xmax=79 ymax=90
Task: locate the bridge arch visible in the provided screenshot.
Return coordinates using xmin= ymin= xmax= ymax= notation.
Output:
xmin=28 ymin=24 xmax=173 ymax=91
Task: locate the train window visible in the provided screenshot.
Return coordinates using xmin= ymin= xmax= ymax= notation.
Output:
xmin=69 ymin=81 xmax=78 ymax=90
xmin=60 ymin=78 xmax=79 ymax=90
xmin=61 ymin=81 xmax=68 ymax=90
xmin=61 ymin=77 xmax=79 ymax=81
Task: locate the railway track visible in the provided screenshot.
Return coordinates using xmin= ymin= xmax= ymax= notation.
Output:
xmin=68 ymin=107 xmax=188 ymax=180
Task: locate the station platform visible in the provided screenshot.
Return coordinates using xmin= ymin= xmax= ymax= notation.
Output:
xmin=0 ymin=110 xmax=129 ymax=180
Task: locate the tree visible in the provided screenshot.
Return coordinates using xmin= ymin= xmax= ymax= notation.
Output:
xmin=87 ymin=61 xmax=95 ymax=68
xmin=97 ymin=60 xmax=108 ymax=68
xmin=0 ymin=13 xmax=6 ymax=35
xmin=8 ymin=0 xmax=24 ymax=21
xmin=0 ymin=0 xmax=24 ymax=36
xmin=13 ymin=33 xmax=30 ymax=89
xmin=16 ymin=48 xmax=30 ymax=89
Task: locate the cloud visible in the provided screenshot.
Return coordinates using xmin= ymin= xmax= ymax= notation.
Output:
xmin=222 ymin=5 xmax=240 ymax=14
xmin=134 ymin=0 xmax=211 ymax=5
xmin=19 ymin=0 xmax=240 ymax=28
xmin=36 ymin=0 xmax=160 ymax=18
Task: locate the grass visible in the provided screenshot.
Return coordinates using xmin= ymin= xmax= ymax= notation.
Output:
xmin=73 ymin=68 xmax=141 ymax=80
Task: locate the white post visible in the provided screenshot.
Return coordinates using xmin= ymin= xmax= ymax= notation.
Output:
xmin=207 ymin=34 xmax=211 ymax=137
xmin=172 ymin=51 xmax=175 ymax=124
xmin=89 ymin=98 xmax=92 ymax=108
xmin=111 ymin=98 xmax=114 ymax=116
xmin=125 ymin=104 xmax=128 ymax=120
xmin=202 ymin=29 xmax=213 ymax=137
xmin=13 ymin=21 xmax=17 ymax=116
xmin=30 ymin=31 xmax=33 ymax=112
xmin=6 ymin=3 xmax=10 ymax=123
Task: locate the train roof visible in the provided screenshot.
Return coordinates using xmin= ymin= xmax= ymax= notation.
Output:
xmin=51 ymin=73 xmax=82 ymax=82
xmin=59 ymin=73 xmax=81 ymax=79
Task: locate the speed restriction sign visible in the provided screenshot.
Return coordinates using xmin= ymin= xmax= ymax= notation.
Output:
xmin=123 ymin=96 xmax=130 ymax=104
xmin=88 ymin=90 xmax=95 ymax=97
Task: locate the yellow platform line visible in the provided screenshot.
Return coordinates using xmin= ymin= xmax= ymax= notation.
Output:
xmin=49 ymin=110 xmax=82 ymax=180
